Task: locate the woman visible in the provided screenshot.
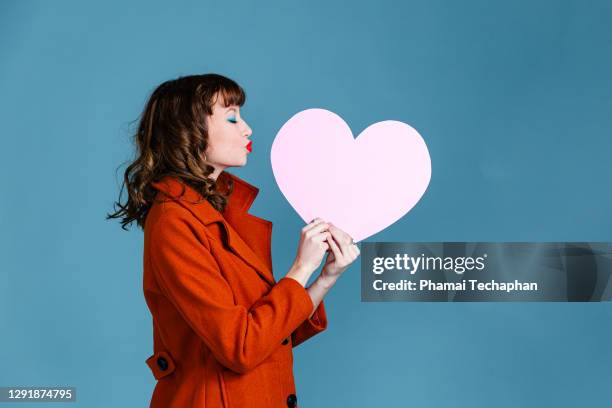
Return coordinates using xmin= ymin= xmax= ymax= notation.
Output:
xmin=108 ymin=73 xmax=360 ymax=407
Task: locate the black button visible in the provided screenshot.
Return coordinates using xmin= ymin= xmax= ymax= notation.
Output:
xmin=282 ymin=338 xmax=289 ymax=345
xmin=286 ymin=393 xmax=297 ymax=407
xmin=157 ymin=357 xmax=168 ymax=371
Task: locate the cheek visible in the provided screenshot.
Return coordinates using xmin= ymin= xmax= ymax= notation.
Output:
xmin=206 ymin=123 xmax=244 ymax=158
xmin=227 ymin=132 xmax=243 ymax=148
xmin=207 ymin=125 xmax=230 ymax=152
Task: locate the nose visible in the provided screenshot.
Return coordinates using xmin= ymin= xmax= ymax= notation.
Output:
xmin=244 ymin=123 xmax=252 ymax=138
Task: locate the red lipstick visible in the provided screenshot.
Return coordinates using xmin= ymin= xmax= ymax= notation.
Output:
xmin=246 ymin=141 xmax=252 ymax=152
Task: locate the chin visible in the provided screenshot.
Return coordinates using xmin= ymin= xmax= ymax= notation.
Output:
xmin=221 ymin=157 xmax=248 ymax=168
xmin=235 ymin=157 xmax=248 ymax=167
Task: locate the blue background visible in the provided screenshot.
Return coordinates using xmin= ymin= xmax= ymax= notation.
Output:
xmin=1 ymin=0 xmax=611 ymax=406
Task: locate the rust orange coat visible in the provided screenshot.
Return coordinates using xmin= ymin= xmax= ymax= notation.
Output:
xmin=143 ymin=171 xmax=328 ymax=407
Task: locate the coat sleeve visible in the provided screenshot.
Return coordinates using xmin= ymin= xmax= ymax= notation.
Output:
xmin=291 ymin=299 xmax=328 ymax=347
xmin=148 ymin=208 xmax=314 ymax=374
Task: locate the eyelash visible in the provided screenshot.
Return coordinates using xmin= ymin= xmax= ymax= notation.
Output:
xmin=228 ymin=117 xmax=237 ymax=124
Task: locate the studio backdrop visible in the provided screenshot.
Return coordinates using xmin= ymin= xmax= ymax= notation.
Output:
xmin=1 ymin=1 xmax=611 ymax=407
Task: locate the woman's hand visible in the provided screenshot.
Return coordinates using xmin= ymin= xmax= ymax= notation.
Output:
xmin=321 ymin=223 xmax=360 ymax=282
xmin=291 ymin=218 xmax=332 ymax=277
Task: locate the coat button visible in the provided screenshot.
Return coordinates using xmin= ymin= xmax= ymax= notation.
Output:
xmin=282 ymin=338 xmax=289 ymax=345
xmin=286 ymin=393 xmax=297 ymax=407
xmin=157 ymin=357 xmax=168 ymax=371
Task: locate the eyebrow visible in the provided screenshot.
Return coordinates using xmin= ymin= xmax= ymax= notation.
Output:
xmin=225 ymin=107 xmax=237 ymax=112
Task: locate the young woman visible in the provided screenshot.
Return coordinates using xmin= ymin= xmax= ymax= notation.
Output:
xmin=108 ymin=73 xmax=360 ymax=407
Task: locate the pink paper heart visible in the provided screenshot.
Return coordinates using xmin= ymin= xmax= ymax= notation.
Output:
xmin=271 ymin=108 xmax=431 ymax=242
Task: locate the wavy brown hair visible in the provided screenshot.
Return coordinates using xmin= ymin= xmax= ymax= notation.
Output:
xmin=107 ymin=73 xmax=245 ymax=230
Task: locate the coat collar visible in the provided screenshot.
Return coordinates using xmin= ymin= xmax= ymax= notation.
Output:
xmin=150 ymin=171 xmax=275 ymax=286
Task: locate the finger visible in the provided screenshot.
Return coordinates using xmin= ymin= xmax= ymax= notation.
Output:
xmin=347 ymin=242 xmax=360 ymax=259
xmin=312 ymin=231 xmax=332 ymax=243
xmin=325 ymin=230 xmax=343 ymax=260
xmin=328 ymin=223 xmax=351 ymax=245
xmin=303 ymin=218 xmax=327 ymax=233
xmin=329 ymin=225 xmax=352 ymax=253
xmin=327 ymin=228 xmax=347 ymax=258
xmin=307 ymin=222 xmax=330 ymax=236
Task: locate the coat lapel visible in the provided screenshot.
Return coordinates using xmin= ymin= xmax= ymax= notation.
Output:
xmin=151 ymin=172 xmax=276 ymax=286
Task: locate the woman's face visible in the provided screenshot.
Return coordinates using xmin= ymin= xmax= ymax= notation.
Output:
xmin=205 ymin=93 xmax=253 ymax=179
